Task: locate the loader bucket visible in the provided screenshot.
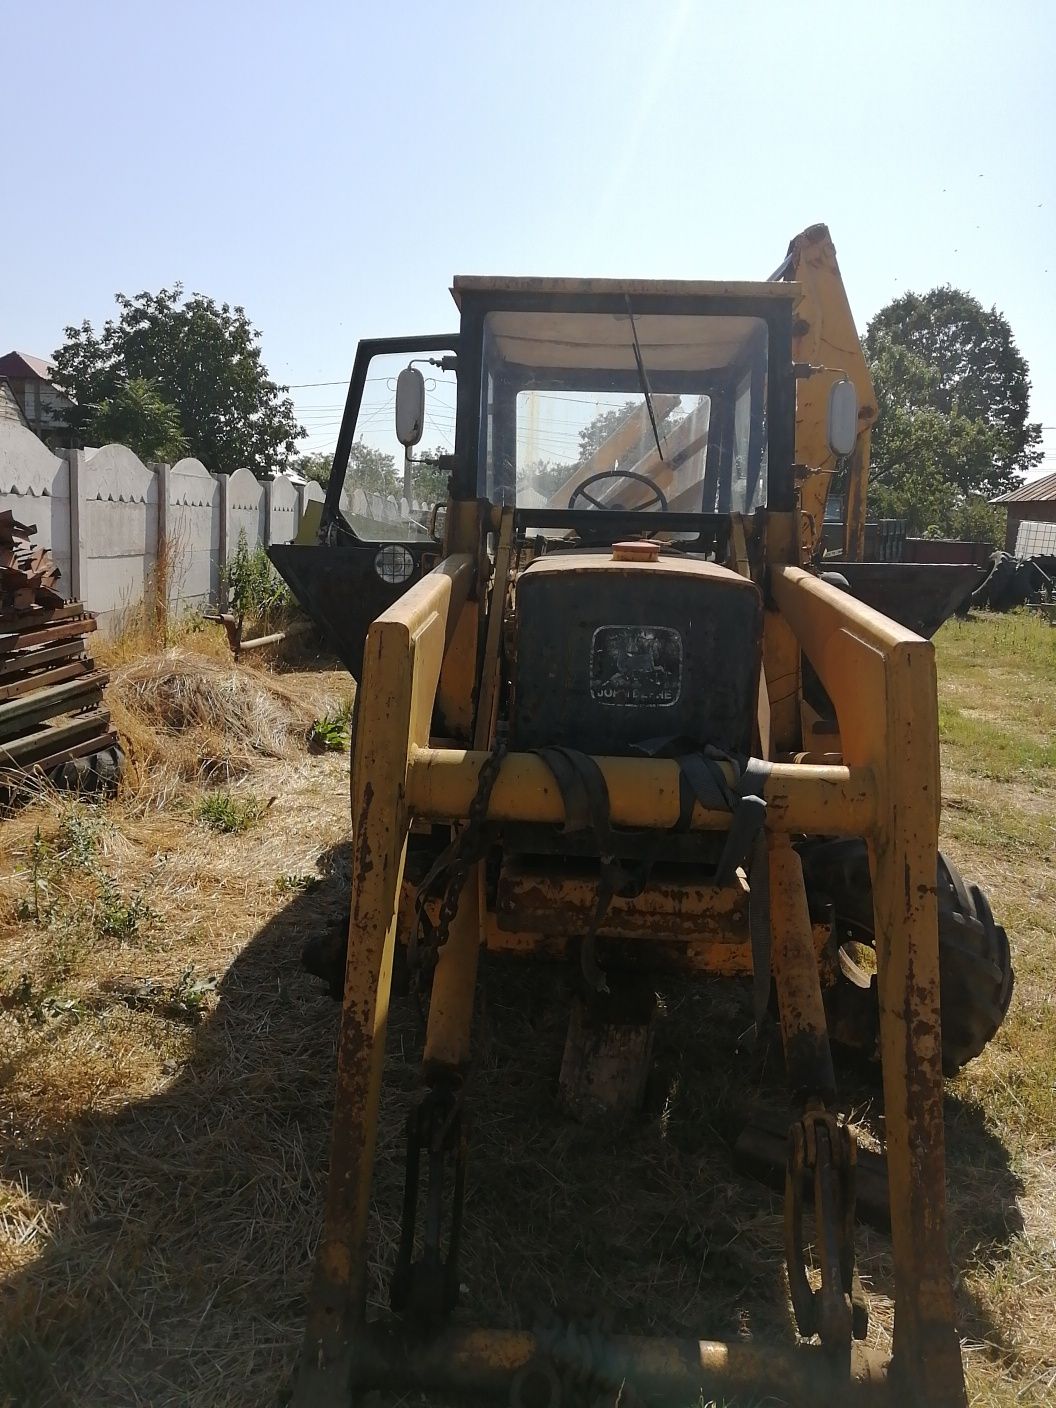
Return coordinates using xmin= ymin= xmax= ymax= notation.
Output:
xmin=267 ymin=541 xmax=435 ymax=678
xmin=834 ymin=562 xmax=985 ymax=638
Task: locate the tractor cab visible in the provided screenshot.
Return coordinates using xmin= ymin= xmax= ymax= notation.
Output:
xmin=269 ymin=278 xmax=846 ymax=677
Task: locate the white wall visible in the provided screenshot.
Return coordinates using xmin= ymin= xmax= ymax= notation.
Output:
xmin=0 ymin=428 xmax=72 ymax=586
xmin=83 ymin=445 xmax=159 ymax=625
xmin=170 ymin=456 xmax=222 ymax=609
xmin=0 ymin=423 xmax=426 ymax=631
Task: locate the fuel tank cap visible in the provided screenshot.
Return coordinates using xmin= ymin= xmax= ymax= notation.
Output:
xmin=611 ymin=540 xmax=660 ymax=563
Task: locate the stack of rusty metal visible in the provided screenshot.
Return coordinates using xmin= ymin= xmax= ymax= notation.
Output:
xmin=1 ymin=510 xmax=65 ymax=611
xmin=0 ymin=511 xmax=119 ymax=789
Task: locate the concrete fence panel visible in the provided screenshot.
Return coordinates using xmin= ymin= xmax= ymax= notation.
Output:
xmin=0 ymin=424 xmax=72 ymax=589
xmin=82 ymin=444 xmax=159 ymax=626
xmin=228 ymin=466 xmax=265 ymax=554
xmin=0 ymin=428 xmax=428 ymax=630
xmin=170 ymin=456 xmax=222 ymax=609
xmin=267 ymin=472 xmax=300 ymax=545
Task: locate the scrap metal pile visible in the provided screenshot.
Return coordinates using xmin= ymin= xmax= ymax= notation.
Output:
xmin=971 ymin=550 xmax=1054 ymax=612
xmin=0 ymin=511 xmax=121 ymax=792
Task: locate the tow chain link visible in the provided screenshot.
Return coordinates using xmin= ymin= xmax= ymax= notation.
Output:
xmin=390 ymin=1084 xmax=468 ymax=1325
xmin=785 ymin=1107 xmax=869 ymax=1353
xmin=408 ymin=736 xmax=508 ymax=995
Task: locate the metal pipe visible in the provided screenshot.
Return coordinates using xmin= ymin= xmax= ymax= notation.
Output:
xmin=406 ymin=747 xmax=876 ymax=836
xmin=237 ymin=630 xmax=287 ymax=652
xmin=348 ymin=1325 xmax=892 ymax=1405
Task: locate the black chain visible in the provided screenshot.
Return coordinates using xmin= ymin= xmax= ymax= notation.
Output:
xmin=409 ymin=737 xmax=507 ymax=993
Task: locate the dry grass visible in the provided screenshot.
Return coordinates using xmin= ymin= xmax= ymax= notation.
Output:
xmin=97 ymin=619 xmax=355 ymax=807
xmin=0 ymin=612 xmax=1053 ymax=1406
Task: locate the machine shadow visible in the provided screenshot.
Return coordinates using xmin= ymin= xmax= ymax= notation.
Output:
xmin=0 ymin=844 xmax=354 ymax=1408
xmin=0 ymin=861 xmax=1024 ymax=1406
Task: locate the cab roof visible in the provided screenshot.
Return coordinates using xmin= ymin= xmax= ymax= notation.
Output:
xmin=450 ymin=276 xmax=799 ymax=308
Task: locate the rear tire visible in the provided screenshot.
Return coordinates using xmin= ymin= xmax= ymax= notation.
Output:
xmin=799 ymin=839 xmax=1013 ymax=1075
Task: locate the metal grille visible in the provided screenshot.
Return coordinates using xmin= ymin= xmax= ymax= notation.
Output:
xmin=1015 ymin=519 xmax=1056 ymax=556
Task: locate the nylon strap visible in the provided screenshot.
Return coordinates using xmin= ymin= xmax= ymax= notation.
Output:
xmin=533 ymin=747 xmax=659 ymax=994
xmin=634 ymin=736 xmax=774 ymax=1026
xmin=534 ymin=741 xmax=773 ymax=1006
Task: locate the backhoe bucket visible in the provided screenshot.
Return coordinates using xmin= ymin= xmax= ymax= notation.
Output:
xmin=835 ymin=562 xmax=984 ymax=638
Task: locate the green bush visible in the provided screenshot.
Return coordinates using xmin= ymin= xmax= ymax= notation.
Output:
xmin=196 ymin=789 xmax=269 ymax=834
xmin=307 ymin=701 xmax=353 ymax=753
xmin=220 ymin=528 xmax=292 ymax=627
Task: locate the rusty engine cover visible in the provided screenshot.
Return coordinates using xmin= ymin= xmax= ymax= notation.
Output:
xmin=510 ymin=553 xmax=762 ymax=756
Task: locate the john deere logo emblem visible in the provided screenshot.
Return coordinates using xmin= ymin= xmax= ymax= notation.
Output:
xmin=589 ymin=625 xmax=683 ymax=708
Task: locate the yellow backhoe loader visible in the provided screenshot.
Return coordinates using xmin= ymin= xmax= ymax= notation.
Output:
xmin=270 ymin=225 xmax=1013 ymax=1407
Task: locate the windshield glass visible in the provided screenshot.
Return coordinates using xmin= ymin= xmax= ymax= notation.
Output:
xmin=479 ymin=309 xmax=768 ymax=515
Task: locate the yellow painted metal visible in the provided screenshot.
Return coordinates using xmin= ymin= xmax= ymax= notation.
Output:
xmin=769 ymin=835 xmax=835 ymax=1097
xmin=435 ymin=501 xmax=485 ymax=739
xmin=436 ymin=598 xmax=478 ymax=738
xmin=405 ymin=745 xmax=876 ymax=837
xmin=292 ymin=556 xmax=470 ymax=1406
xmin=294 ymin=495 xmax=324 ymax=545
xmin=770 ymin=564 xmax=965 ymax=1403
xmin=473 ymin=506 xmax=515 ymax=751
xmin=781 ymin=225 xmax=878 ymax=562
xmin=496 ymin=856 xmax=752 ymax=940
xmin=729 ymin=514 xmax=772 ymax=757
xmin=762 ymin=510 xmax=803 ymax=753
xmin=349 ymin=1324 xmax=893 ymax=1404
xmin=422 ymin=860 xmax=482 ymax=1072
xmin=422 ymin=510 xmax=516 ymax=1073
xmin=298 ymin=238 xmax=970 ymax=1406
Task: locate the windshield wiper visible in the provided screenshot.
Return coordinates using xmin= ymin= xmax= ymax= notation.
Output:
xmin=625 ymin=295 xmax=665 ymax=463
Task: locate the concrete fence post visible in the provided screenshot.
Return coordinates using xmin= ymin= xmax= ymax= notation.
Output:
xmin=218 ymin=470 xmax=230 ymax=609
xmin=155 ymin=460 xmax=171 ymax=548
xmin=68 ymin=448 xmax=87 ymax=603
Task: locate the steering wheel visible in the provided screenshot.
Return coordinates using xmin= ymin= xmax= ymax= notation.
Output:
xmin=568 ymin=468 xmax=668 ymax=512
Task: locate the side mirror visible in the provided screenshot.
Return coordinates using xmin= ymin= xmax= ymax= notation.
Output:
xmin=395 ymin=366 xmax=426 ymax=448
xmin=827 ymin=377 xmax=859 ymax=458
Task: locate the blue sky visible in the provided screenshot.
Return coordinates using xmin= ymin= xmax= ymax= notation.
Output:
xmin=5 ymin=0 xmax=1054 ymax=475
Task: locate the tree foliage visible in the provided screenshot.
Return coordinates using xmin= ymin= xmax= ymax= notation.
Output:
xmin=525 ymin=401 xmax=659 ymax=503
xmin=295 ymin=441 xmax=448 ymax=503
xmin=52 ymin=286 xmax=303 ymax=474
xmin=88 ymin=377 xmax=187 ymax=462
xmin=865 ymin=288 xmax=1041 ymax=539
xmin=290 ymin=451 xmax=333 ymax=488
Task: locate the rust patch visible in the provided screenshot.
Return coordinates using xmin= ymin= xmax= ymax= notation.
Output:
xmin=354 ymin=780 xmax=376 ymax=882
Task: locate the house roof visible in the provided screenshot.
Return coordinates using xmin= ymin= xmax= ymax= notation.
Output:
xmin=994 ymin=471 xmax=1056 ymax=505
xmin=0 ymin=350 xmax=55 ymax=382
xmin=0 ymin=378 xmax=28 ymax=427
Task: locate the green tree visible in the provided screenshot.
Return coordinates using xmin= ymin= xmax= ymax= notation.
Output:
xmin=88 ymin=377 xmax=187 ymax=462
xmin=291 ymin=443 xmax=447 ymax=503
xmin=524 ymin=459 xmax=573 ymax=500
xmin=864 ymin=288 xmax=1041 ymax=538
xmin=575 ymin=400 xmax=642 ymax=462
xmin=290 ymin=451 xmax=333 ymax=488
xmin=345 ymin=441 xmax=398 ymax=497
xmin=409 ymin=447 xmax=449 ymax=504
xmin=52 ymin=286 xmax=303 ymax=474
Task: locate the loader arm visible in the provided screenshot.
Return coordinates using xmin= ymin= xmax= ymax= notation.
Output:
xmin=296 ymin=527 xmax=966 ymax=1407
